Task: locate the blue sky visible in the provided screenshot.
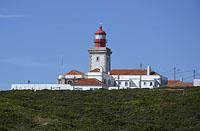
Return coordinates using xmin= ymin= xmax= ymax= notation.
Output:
xmin=0 ymin=0 xmax=200 ymax=90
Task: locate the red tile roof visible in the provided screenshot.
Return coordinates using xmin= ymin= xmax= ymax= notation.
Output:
xmin=90 ymin=68 xmax=100 ymax=72
xmin=110 ymin=69 xmax=159 ymax=76
xmin=167 ymin=80 xmax=193 ymax=87
xmin=74 ymin=78 xmax=103 ymax=86
xmin=64 ymin=70 xmax=84 ymax=76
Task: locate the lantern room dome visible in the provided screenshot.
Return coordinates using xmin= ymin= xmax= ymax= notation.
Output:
xmin=95 ymin=26 xmax=106 ymax=35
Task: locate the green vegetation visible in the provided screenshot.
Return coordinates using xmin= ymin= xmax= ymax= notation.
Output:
xmin=0 ymin=88 xmax=200 ymax=130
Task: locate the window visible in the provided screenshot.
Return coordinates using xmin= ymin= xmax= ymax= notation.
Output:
xmin=150 ymin=82 xmax=153 ymax=86
xmin=144 ymin=82 xmax=146 ymax=85
xmin=96 ymin=57 xmax=99 ymax=62
xmin=129 ymin=82 xmax=131 ymax=87
xmin=118 ymin=81 xmax=121 ymax=85
xmin=65 ymin=80 xmax=68 ymax=84
xmin=125 ymin=81 xmax=128 ymax=86
xmin=67 ymin=80 xmax=73 ymax=85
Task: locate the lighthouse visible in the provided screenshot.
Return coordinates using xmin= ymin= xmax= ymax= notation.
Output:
xmin=88 ymin=26 xmax=112 ymax=73
xmin=94 ymin=26 xmax=107 ymax=47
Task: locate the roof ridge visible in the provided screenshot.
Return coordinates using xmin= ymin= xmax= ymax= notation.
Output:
xmin=74 ymin=78 xmax=103 ymax=86
xmin=110 ymin=69 xmax=159 ymax=76
xmin=64 ymin=70 xmax=84 ymax=75
xmin=90 ymin=68 xmax=101 ymax=72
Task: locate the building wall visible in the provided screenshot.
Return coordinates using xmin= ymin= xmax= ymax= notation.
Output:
xmin=111 ymin=75 xmax=162 ymax=88
xmin=109 ymin=86 xmax=138 ymax=90
xmin=58 ymin=74 xmax=85 ymax=84
xmin=73 ymin=85 xmax=103 ymax=90
xmin=90 ymin=53 xmax=107 ymax=71
xmin=87 ymin=72 xmax=115 ymax=87
xmin=87 ymin=72 xmax=103 ymax=81
xmin=193 ymin=79 xmax=200 ymax=86
xmin=11 ymin=84 xmax=103 ymax=91
xmin=11 ymin=84 xmax=73 ymax=90
xmin=65 ymin=75 xmax=84 ymax=79
xmin=88 ymin=47 xmax=112 ymax=72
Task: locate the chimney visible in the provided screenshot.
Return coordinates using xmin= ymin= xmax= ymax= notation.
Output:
xmin=147 ymin=66 xmax=151 ymax=76
xmin=99 ymin=66 xmax=103 ymax=72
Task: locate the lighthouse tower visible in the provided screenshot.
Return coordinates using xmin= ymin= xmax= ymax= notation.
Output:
xmin=88 ymin=26 xmax=112 ymax=73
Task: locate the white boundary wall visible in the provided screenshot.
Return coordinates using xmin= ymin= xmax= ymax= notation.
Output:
xmin=193 ymin=79 xmax=200 ymax=86
xmin=108 ymin=86 xmax=151 ymax=90
xmin=11 ymin=84 xmax=73 ymax=90
xmin=11 ymin=84 xmax=104 ymax=91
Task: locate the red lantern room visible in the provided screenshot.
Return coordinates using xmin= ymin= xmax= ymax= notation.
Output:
xmin=94 ymin=26 xmax=107 ymax=47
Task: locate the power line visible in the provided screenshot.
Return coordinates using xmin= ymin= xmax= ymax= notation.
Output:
xmin=196 ymin=73 xmax=200 ymax=76
xmin=177 ymin=70 xmax=192 ymax=74
xmin=183 ymin=75 xmax=193 ymax=80
xmin=160 ymin=69 xmax=173 ymax=75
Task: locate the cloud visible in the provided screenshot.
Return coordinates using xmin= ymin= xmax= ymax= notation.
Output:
xmin=0 ymin=15 xmax=24 ymax=19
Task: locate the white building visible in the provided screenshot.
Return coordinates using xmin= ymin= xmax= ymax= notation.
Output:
xmin=11 ymin=26 xmax=168 ymax=90
xmin=110 ymin=67 xmax=167 ymax=89
xmin=57 ymin=26 xmax=167 ymax=89
xmin=193 ymin=79 xmax=200 ymax=86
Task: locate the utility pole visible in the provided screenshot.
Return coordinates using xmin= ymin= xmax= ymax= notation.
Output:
xmin=139 ymin=64 xmax=142 ymax=88
xmin=173 ymin=67 xmax=176 ymax=87
xmin=117 ymin=75 xmax=120 ymax=90
xmin=73 ymin=76 xmax=75 ymax=90
xmin=193 ymin=69 xmax=196 ymax=80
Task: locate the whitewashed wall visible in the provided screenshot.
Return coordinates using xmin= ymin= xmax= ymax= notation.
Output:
xmin=87 ymin=72 xmax=115 ymax=87
xmin=112 ymin=75 xmax=162 ymax=88
xmin=108 ymin=86 xmax=139 ymax=90
xmin=11 ymin=84 xmax=103 ymax=91
xmin=87 ymin=72 xmax=103 ymax=81
xmin=65 ymin=75 xmax=84 ymax=79
xmin=193 ymin=79 xmax=200 ymax=86
xmin=11 ymin=84 xmax=73 ymax=90
xmin=90 ymin=53 xmax=107 ymax=72
xmin=88 ymin=47 xmax=111 ymax=73
xmin=73 ymin=85 xmax=103 ymax=90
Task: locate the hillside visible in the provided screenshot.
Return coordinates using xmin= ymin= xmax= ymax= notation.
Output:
xmin=0 ymin=88 xmax=200 ymax=130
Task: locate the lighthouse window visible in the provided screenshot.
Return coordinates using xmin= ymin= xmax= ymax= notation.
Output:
xmin=96 ymin=57 xmax=99 ymax=62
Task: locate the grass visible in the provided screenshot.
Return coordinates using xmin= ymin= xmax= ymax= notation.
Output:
xmin=0 ymin=88 xmax=200 ymax=130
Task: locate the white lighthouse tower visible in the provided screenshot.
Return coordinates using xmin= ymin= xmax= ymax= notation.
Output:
xmin=88 ymin=26 xmax=112 ymax=73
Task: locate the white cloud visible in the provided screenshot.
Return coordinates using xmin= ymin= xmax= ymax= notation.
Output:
xmin=0 ymin=15 xmax=24 ymax=19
